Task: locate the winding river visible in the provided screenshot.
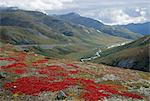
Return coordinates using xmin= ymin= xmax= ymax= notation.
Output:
xmin=80 ymin=41 xmax=131 ymax=62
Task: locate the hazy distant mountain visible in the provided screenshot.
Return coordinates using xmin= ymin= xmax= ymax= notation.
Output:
xmin=56 ymin=12 xmax=143 ymax=39
xmin=0 ymin=7 xmax=19 ymax=11
xmin=92 ymin=35 xmax=150 ymax=72
xmin=120 ymin=22 xmax=150 ymax=35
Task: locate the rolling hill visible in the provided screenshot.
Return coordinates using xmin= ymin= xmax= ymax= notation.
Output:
xmin=92 ymin=35 xmax=150 ymax=72
xmin=56 ymin=12 xmax=143 ymax=39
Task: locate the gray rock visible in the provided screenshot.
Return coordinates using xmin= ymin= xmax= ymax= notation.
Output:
xmin=117 ymin=58 xmax=135 ymax=68
xmin=55 ymin=91 xmax=67 ymax=100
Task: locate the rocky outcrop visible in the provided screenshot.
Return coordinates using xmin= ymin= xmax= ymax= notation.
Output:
xmin=116 ymin=58 xmax=136 ymax=68
xmin=115 ymin=58 xmax=149 ymax=72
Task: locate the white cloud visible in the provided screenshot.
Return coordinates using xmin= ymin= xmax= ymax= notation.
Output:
xmin=96 ymin=8 xmax=148 ymax=25
xmin=0 ymin=0 xmax=73 ymax=12
xmin=0 ymin=0 xmax=149 ymax=25
xmin=80 ymin=7 xmax=149 ymax=25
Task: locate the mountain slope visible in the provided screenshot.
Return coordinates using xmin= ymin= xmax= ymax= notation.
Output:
xmin=0 ymin=9 xmax=127 ymax=45
xmin=92 ymin=35 xmax=150 ymax=72
xmin=56 ymin=12 xmax=143 ymax=39
xmin=57 ymin=12 xmax=104 ymax=30
xmin=0 ymin=9 xmax=70 ymax=44
xmin=0 ymin=8 xmax=128 ymax=59
xmin=120 ymin=22 xmax=150 ymax=35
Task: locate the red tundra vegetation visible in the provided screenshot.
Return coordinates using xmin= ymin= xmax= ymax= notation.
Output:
xmin=32 ymin=59 xmax=48 ymax=66
xmin=4 ymin=75 xmax=143 ymax=100
xmin=0 ymin=49 xmax=143 ymax=101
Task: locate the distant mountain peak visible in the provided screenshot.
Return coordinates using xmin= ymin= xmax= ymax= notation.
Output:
xmin=0 ymin=7 xmax=19 ymax=11
xmin=63 ymin=12 xmax=80 ymax=17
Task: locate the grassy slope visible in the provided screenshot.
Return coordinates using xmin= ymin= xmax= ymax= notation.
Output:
xmin=100 ymin=25 xmax=143 ymax=39
xmin=0 ymin=10 xmax=70 ymax=44
xmin=0 ymin=26 xmax=57 ymax=44
xmin=92 ymin=35 xmax=150 ymax=72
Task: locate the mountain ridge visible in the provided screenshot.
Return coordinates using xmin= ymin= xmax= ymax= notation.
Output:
xmin=120 ymin=22 xmax=150 ymax=35
xmin=56 ymin=12 xmax=143 ymax=39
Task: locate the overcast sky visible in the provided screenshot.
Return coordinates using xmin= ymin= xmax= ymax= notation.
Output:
xmin=0 ymin=0 xmax=150 ymax=25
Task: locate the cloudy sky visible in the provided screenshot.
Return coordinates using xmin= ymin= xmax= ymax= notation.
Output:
xmin=0 ymin=0 xmax=150 ymax=25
